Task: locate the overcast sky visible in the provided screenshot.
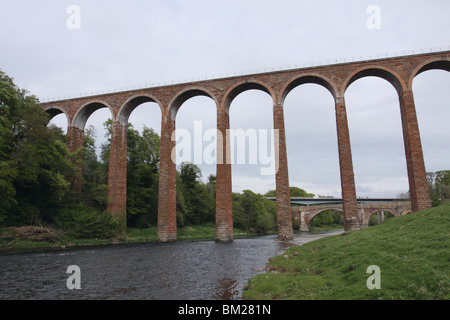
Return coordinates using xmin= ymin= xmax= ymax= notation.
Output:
xmin=1 ymin=0 xmax=450 ymax=198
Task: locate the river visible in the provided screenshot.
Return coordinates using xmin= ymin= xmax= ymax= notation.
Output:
xmin=0 ymin=230 xmax=342 ymax=300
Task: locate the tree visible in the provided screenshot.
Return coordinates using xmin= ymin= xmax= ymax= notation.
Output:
xmin=102 ymin=120 xmax=161 ymax=228
xmin=264 ymin=186 xmax=314 ymax=198
xmin=180 ymin=162 xmax=202 ymax=190
xmin=426 ymin=170 xmax=450 ymax=206
xmin=126 ymin=125 xmax=160 ymax=228
xmin=234 ymin=190 xmax=274 ymax=234
xmin=0 ymin=69 xmax=76 ymax=226
xmin=178 ymin=162 xmax=215 ymax=226
xmin=232 ymin=193 xmax=247 ymax=230
xmin=310 ymin=210 xmax=344 ymax=229
xmin=81 ymin=125 xmax=108 ymax=211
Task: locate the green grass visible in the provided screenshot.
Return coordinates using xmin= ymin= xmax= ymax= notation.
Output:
xmin=0 ymin=227 xmax=113 ymax=251
xmin=243 ymin=203 xmax=450 ymax=300
xmin=0 ymin=225 xmax=255 ymax=252
xmin=127 ymin=225 xmax=253 ymax=243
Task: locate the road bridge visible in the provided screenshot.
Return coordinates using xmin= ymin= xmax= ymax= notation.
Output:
xmin=276 ymin=198 xmax=412 ymax=231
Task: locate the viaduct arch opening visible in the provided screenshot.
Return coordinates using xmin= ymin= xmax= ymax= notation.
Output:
xmin=346 ymin=73 xmax=409 ymax=198
xmin=174 ymin=94 xmax=217 ymax=227
xmin=228 ymin=83 xmax=277 ymax=236
xmin=413 ymin=60 xmax=450 ymax=204
xmin=228 ymin=86 xmax=275 ymax=190
xmin=46 ymin=107 xmax=69 ymax=131
xmin=284 ymin=77 xmax=340 ymax=198
xmin=117 ymin=96 xmax=162 ymax=228
xmin=156 ymin=87 xmax=219 ymax=242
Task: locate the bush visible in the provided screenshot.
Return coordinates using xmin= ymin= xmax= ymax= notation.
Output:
xmin=56 ymin=203 xmax=120 ymax=239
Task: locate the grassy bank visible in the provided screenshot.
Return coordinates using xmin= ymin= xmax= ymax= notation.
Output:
xmin=126 ymin=225 xmax=253 ymax=243
xmin=0 ymin=225 xmax=255 ymax=252
xmin=243 ymin=203 xmax=450 ymax=300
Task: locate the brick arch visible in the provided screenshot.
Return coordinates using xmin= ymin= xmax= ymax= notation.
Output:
xmin=308 ymin=208 xmax=344 ymax=223
xmin=223 ymin=79 xmax=274 ymax=111
xmin=44 ymin=105 xmax=70 ymax=125
xmin=118 ymin=94 xmax=163 ymax=124
xmin=409 ymin=58 xmax=450 ymax=87
xmin=169 ymin=86 xmax=218 ymax=120
xmin=366 ymin=208 xmax=397 ymax=218
xmin=364 ymin=209 xmax=397 ymax=227
xmin=342 ymin=65 xmax=407 ymax=96
xmin=280 ymin=73 xmax=338 ymax=104
xmin=72 ymin=100 xmax=114 ymax=130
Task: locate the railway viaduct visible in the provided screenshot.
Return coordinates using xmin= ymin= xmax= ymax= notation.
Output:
xmin=41 ymin=50 xmax=450 ymax=242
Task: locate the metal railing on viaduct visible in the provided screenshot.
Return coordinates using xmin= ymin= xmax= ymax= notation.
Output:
xmin=41 ymin=50 xmax=450 ymax=242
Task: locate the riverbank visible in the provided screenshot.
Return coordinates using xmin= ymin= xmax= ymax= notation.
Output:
xmin=0 ymin=225 xmax=259 ymax=253
xmin=242 ymin=203 xmax=450 ymax=300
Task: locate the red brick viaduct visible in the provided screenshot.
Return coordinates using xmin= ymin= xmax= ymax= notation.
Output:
xmin=41 ymin=50 xmax=450 ymax=242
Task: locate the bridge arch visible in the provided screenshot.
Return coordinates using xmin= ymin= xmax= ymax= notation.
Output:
xmin=223 ymin=79 xmax=274 ymax=111
xmin=118 ymin=94 xmax=163 ymax=125
xmin=44 ymin=105 xmax=69 ymax=121
xmin=342 ymin=66 xmax=406 ymax=96
xmin=366 ymin=208 xmax=397 ymax=218
xmin=411 ymin=58 xmax=450 ymax=191
xmin=72 ymin=100 xmax=114 ymax=130
xmin=410 ymin=57 xmax=450 ymax=86
xmin=169 ymin=87 xmax=218 ymax=120
xmin=299 ymin=206 xmax=344 ymax=231
xmin=308 ymin=208 xmax=344 ymax=222
xmin=280 ymin=73 xmax=338 ymax=104
xmin=44 ymin=106 xmax=70 ymax=132
xmin=283 ymin=76 xmax=340 ymax=199
xmin=345 ymin=67 xmax=409 ymax=198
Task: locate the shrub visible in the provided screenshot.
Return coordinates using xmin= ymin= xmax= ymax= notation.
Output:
xmin=56 ymin=203 xmax=119 ymax=239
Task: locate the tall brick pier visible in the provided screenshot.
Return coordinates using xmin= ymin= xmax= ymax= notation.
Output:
xmin=42 ymin=50 xmax=450 ymax=242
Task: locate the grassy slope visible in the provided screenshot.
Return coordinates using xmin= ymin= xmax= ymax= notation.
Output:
xmin=243 ymin=204 xmax=450 ymax=300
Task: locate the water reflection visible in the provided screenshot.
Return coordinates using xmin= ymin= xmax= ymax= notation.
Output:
xmin=214 ymin=278 xmax=240 ymax=300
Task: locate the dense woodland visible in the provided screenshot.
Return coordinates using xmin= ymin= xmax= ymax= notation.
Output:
xmin=1 ymin=70 xmax=449 ymax=239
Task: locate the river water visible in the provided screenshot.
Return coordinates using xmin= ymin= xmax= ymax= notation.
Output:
xmin=0 ymin=230 xmax=342 ymax=300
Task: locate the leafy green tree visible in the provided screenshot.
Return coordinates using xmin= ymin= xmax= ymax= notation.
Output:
xmin=101 ymin=120 xmax=161 ymax=228
xmin=178 ymin=162 xmax=215 ymax=226
xmin=427 ymin=170 xmax=450 ymax=206
xmin=264 ymin=186 xmax=314 ymax=198
xmin=232 ymin=193 xmax=247 ymax=230
xmin=176 ymin=172 xmax=188 ymax=228
xmin=126 ymin=125 xmax=160 ymax=228
xmin=234 ymin=190 xmax=274 ymax=234
xmin=310 ymin=210 xmax=344 ymax=229
xmin=206 ymin=174 xmax=216 ymax=200
xmin=0 ymin=69 xmax=75 ymax=226
xmin=81 ymin=125 xmax=108 ymax=211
